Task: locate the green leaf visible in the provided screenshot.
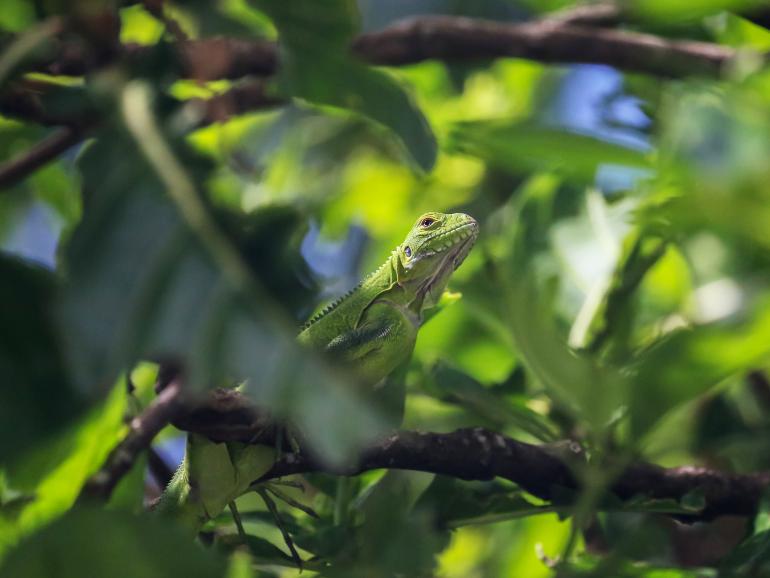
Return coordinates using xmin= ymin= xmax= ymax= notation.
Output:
xmin=217 ymin=534 xmax=295 ymax=566
xmin=560 ymin=554 xmax=715 ymax=577
xmin=449 ymin=121 xmax=649 ymax=182
xmin=416 ymin=476 xmax=552 ymax=528
xmin=0 ymin=383 xmax=127 ymax=559
xmin=0 ymin=254 xmax=84 ymax=463
xmin=721 ymin=527 xmax=770 ymax=576
xmin=631 ymin=0 xmax=767 ymax=22
xmin=424 ymin=362 xmax=558 ymax=442
xmin=0 ymin=0 xmax=35 ymax=33
xmin=629 ymin=299 xmax=770 ymax=438
xmin=0 ymin=508 xmax=227 ymax=578
xmin=226 ymin=551 xmax=258 ymax=578
xmin=59 ymin=111 xmax=385 ymax=465
xmin=604 ymin=492 xmax=705 ymax=516
xmin=484 ymin=177 xmax=627 ymax=430
xmin=350 ymin=470 xmax=446 ymax=577
xmin=586 ymin=233 xmax=668 ymax=358
xmin=254 ymin=0 xmax=437 ymax=171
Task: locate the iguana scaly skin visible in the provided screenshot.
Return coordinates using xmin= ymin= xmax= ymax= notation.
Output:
xmin=156 ymin=212 xmax=478 ymax=530
xmin=298 ymin=211 xmax=478 ymax=385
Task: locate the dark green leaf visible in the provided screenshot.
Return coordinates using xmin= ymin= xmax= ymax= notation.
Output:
xmin=0 ymin=508 xmax=227 ymax=578
xmin=416 ymin=476 xmax=552 ymax=528
xmin=60 ymin=114 xmax=385 ymax=464
xmin=424 ymin=362 xmax=558 ymax=441
xmin=217 ymin=534 xmax=295 ymax=566
xmin=721 ymin=527 xmax=770 ymax=576
xmin=254 ymin=0 xmax=437 ymax=171
xmin=0 ymin=253 xmax=84 ymax=463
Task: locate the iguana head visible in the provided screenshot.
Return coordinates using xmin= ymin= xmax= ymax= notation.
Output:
xmin=397 ymin=211 xmax=478 ymax=309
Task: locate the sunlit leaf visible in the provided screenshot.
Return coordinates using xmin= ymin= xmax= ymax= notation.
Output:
xmin=631 ymin=0 xmax=767 ymax=22
xmin=0 ymin=382 xmax=127 ymax=558
xmin=480 ymin=176 xmax=627 ymax=430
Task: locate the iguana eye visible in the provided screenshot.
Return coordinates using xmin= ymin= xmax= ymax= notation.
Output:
xmin=404 ymin=246 xmax=412 ymax=258
xmin=420 ymin=217 xmax=436 ymax=228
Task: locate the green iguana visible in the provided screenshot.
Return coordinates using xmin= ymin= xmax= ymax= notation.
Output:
xmin=155 ymin=212 xmax=479 ymax=532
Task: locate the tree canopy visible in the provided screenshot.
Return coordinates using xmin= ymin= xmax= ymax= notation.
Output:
xmin=4 ymin=1 xmax=770 ymax=577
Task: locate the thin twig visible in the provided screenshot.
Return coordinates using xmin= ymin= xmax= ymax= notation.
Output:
xmin=229 ymin=501 xmax=248 ymax=541
xmin=0 ymin=127 xmax=83 ymax=190
xmin=265 ymin=485 xmax=319 ymax=519
xmin=256 ymin=487 xmax=303 ymax=570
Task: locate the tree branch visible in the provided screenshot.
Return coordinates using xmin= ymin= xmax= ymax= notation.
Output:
xmin=79 ymin=380 xmax=183 ymax=502
xmin=0 ymin=11 xmax=742 ymax=186
xmin=0 ymin=80 xmax=280 ymax=189
xmin=258 ymin=427 xmax=769 ymax=521
xmin=21 ymin=15 xmax=738 ymax=81
xmin=352 ymin=16 xmax=735 ymax=78
xmin=162 ymin=389 xmax=769 ymax=521
xmin=0 ymin=126 xmax=82 ymax=190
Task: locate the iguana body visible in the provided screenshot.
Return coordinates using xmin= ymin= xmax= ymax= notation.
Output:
xmin=298 ymin=211 xmax=478 ymax=385
xmin=157 ymin=212 xmax=478 ymax=529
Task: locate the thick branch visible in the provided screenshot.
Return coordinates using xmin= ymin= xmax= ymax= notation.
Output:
xmin=258 ymin=428 xmax=769 ymax=521
xmin=24 ymin=15 xmax=737 ymax=81
xmin=353 ymin=16 xmax=734 ymax=78
xmin=265 ymin=428 xmax=577 ymax=500
xmin=79 ymin=380 xmax=183 ymax=502
xmin=167 ymin=390 xmax=770 ymax=521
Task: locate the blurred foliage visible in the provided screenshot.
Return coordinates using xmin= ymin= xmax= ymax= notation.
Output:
xmin=3 ymin=0 xmax=770 ymax=577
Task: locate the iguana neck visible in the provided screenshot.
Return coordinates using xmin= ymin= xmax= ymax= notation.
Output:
xmin=387 ymin=250 xmax=429 ymax=318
